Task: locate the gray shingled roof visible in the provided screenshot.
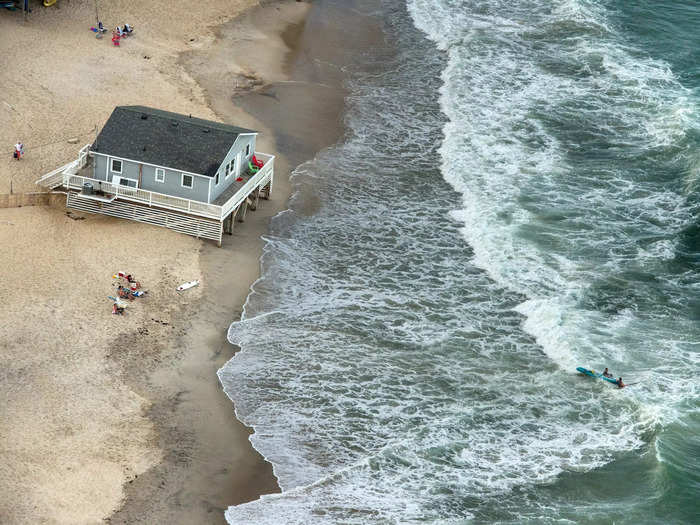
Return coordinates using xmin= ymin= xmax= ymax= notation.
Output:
xmin=91 ymin=106 xmax=256 ymax=177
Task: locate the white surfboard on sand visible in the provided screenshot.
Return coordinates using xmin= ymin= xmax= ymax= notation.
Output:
xmin=177 ymin=280 xmax=199 ymax=291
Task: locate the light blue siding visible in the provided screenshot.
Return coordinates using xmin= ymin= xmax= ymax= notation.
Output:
xmin=90 ymin=133 xmax=257 ymax=204
xmin=92 ymin=154 xmax=139 ymax=184
xmin=210 ymin=134 xmax=257 ymax=202
xmin=139 ymin=164 xmax=209 ymax=202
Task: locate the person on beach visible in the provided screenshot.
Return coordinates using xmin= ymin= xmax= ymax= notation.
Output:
xmin=616 ymin=377 xmax=625 ymax=388
xmin=112 ymin=303 xmax=125 ymax=315
xmin=603 ymin=367 xmax=612 ymax=378
xmin=13 ymin=142 xmax=24 ymax=160
xmin=117 ymin=285 xmax=134 ymax=300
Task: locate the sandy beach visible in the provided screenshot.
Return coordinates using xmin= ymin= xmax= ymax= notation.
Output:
xmin=0 ymin=1 xmax=346 ymax=523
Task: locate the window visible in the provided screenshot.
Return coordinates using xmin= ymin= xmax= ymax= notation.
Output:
xmin=225 ymin=163 xmax=230 ymax=178
xmin=182 ymin=174 xmax=193 ymax=188
xmin=245 ymin=144 xmax=250 ymax=156
xmin=117 ymin=178 xmax=137 ymax=188
xmin=155 ymin=168 xmax=165 ymax=183
xmin=215 ymin=172 xmax=219 ymax=185
xmin=111 ymin=159 xmax=122 ymax=173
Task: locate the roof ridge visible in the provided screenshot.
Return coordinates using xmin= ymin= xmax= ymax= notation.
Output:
xmin=116 ymin=106 xmax=256 ymax=135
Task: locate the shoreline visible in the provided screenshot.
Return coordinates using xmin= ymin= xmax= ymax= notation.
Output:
xmin=109 ymin=1 xmax=350 ymax=523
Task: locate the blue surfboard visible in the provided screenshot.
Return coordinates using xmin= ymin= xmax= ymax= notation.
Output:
xmin=577 ymin=367 xmax=621 ymax=386
xmin=576 ymin=366 xmax=600 ymax=378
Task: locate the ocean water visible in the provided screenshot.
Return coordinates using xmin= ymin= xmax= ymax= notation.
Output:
xmin=220 ymin=0 xmax=700 ymax=523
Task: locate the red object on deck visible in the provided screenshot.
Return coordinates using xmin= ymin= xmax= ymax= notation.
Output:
xmin=251 ymin=155 xmax=264 ymax=168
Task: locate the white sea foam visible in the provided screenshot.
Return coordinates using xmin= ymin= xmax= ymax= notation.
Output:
xmin=222 ymin=0 xmax=699 ymax=523
xmin=412 ymin=0 xmax=698 ymax=393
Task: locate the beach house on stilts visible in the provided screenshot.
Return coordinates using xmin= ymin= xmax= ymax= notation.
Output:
xmin=36 ymin=106 xmax=274 ymax=246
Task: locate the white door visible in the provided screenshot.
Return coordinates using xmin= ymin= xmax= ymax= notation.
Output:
xmin=235 ymin=152 xmax=242 ymax=177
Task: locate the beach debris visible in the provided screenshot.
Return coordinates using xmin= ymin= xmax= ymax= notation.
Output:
xmin=66 ymin=211 xmax=85 ymax=220
xmin=177 ymin=280 xmax=199 ymax=292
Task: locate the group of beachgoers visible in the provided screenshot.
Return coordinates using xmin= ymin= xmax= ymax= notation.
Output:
xmin=91 ymin=21 xmax=134 ymax=46
xmin=602 ymin=368 xmax=625 ymax=388
xmin=111 ymin=272 xmax=146 ymax=315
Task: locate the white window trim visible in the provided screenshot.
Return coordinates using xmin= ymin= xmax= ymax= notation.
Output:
xmin=155 ymin=168 xmax=165 ymax=183
xmin=181 ymin=173 xmax=194 ymax=189
xmin=111 ymin=158 xmax=122 ymax=174
xmin=225 ymin=161 xmax=231 ymax=178
xmin=116 ymin=177 xmax=138 ymax=188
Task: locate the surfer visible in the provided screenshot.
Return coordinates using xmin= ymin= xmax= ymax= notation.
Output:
xmin=603 ymin=367 xmax=613 ymax=378
xmin=616 ymin=377 xmax=625 ymax=388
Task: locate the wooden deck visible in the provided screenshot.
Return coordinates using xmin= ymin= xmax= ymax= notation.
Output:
xmin=37 ymin=145 xmax=274 ymax=245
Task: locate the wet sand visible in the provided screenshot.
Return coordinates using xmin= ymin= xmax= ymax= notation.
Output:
xmin=108 ymin=1 xmax=351 ymax=523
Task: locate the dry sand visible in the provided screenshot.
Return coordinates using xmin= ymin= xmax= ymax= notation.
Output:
xmin=0 ymin=207 xmax=202 ymax=523
xmin=0 ymin=0 xmax=341 ymax=523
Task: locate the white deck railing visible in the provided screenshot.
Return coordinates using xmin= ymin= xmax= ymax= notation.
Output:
xmin=35 ymin=144 xmax=91 ymax=189
xmin=38 ymin=147 xmax=274 ymax=221
xmin=64 ymin=175 xmax=224 ymax=219
xmin=220 ymin=153 xmax=274 ymax=218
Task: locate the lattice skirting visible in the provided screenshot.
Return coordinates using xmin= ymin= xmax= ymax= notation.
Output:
xmin=66 ymin=192 xmax=223 ymax=243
